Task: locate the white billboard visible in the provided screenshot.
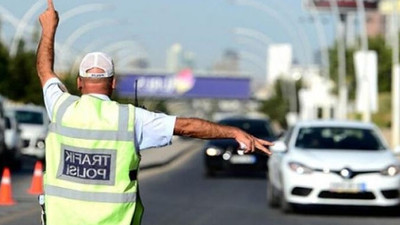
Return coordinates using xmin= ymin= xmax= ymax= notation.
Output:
xmin=354 ymin=50 xmax=378 ymax=113
xmin=267 ymin=44 xmax=292 ymax=85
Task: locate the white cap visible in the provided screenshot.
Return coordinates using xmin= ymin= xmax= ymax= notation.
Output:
xmin=79 ymin=52 xmax=114 ymax=78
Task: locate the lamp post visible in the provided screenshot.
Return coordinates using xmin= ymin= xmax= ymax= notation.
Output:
xmin=391 ymin=0 xmax=400 ymax=149
xmin=0 ymin=6 xmax=23 ymax=30
xmin=306 ymin=0 xmax=331 ymax=80
xmin=59 ymin=19 xmax=119 ymax=70
xmin=328 ymin=0 xmax=348 ymax=120
xmin=355 ymin=0 xmax=372 ymax=123
xmin=232 ymin=0 xmax=313 ymax=67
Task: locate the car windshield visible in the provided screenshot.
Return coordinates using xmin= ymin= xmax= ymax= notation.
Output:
xmin=219 ymin=119 xmax=273 ymax=138
xmin=295 ymin=127 xmax=386 ymax=150
xmin=15 ymin=110 xmax=44 ymax=125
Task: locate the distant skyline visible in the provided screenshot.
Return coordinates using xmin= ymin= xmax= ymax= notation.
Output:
xmin=1 ymin=0 xmax=341 ymax=82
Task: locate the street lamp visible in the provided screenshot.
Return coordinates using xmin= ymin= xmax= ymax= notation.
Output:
xmin=231 ymin=0 xmax=313 ymax=67
xmin=0 ymin=6 xmax=23 ymax=30
xmin=272 ymin=0 xmax=331 ymax=80
xmin=233 ymin=27 xmax=272 ymax=47
xmin=58 ymin=19 xmax=119 ymax=70
xmin=391 ymin=0 xmax=400 ymax=149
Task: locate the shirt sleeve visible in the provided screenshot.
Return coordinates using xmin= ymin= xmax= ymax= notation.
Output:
xmin=134 ymin=107 xmax=176 ymax=150
xmin=42 ymin=77 xmax=66 ymax=121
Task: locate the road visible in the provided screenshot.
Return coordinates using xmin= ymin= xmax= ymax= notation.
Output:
xmin=0 ymin=140 xmax=400 ymax=225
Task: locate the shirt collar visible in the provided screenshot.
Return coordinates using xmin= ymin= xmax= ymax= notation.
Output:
xmin=85 ymin=94 xmax=111 ymax=101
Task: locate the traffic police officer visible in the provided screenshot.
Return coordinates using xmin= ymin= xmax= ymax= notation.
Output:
xmin=37 ymin=0 xmax=273 ymax=224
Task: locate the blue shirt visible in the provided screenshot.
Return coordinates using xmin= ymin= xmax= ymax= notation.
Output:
xmin=43 ymin=78 xmax=176 ymax=150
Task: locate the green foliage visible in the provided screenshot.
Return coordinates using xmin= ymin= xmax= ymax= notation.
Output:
xmin=372 ymin=92 xmax=392 ymax=128
xmin=329 ymin=35 xmax=393 ymax=99
xmin=0 ymin=40 xmax=43 ymax=105
xmin=258 ymin=79 xmax=301 ymax=128
xmin=0 ymin=42 xmax=9 ymax=94
xmin=369 ymin=36 xmax=392 ymax=93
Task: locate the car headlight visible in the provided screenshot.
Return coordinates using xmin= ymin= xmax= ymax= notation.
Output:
xmin=381 ymin=165 xmax=400 ymax=176
xmin=288 ymin=162 xmax=313 ymax=174
xmin=36 ymin=139 xmax=45 ymax=149
xmin=205 ymin=147 xmax=223 ymax=156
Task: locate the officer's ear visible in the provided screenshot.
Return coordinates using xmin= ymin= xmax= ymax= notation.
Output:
xmin=111 ymin=76 xmax=116 ymax=90
xmin=77 ymin=76 xmax=83 ymax=91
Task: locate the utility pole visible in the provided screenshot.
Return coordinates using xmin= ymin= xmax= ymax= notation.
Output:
xmin=391 ymin=0 xmax=400 ymax=149
xmin=356 ymin=0 xmax=371 ymax=122
xmin=338 ymin=13 xmax=348 ymax=120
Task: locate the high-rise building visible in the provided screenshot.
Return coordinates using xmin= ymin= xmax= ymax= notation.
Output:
xmin=166 ymin=43 xmax=184 ymax=72
xmin=166 ymin=43 xmax=196 ymax=72
xmin=213 ymin=49 xmax=239 ymax=73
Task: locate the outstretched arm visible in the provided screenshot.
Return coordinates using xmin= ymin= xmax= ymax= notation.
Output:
xmin=36 ymin=0 xmax=59 ymax=87
xmin=174 ymin=117 xmax=273 ymax=155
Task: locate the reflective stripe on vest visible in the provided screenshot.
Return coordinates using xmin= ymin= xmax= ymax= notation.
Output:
xmin=45 ymin=185 xmax=136 ymax=203
xmin=49 ymin=95 xmax=133 ymax=141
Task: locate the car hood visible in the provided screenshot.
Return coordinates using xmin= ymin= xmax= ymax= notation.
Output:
xmin=287 ymin=148 xmax=399 ymax=171
xmin=206 ymin=139 xmax=239 ymax=150
xmin=19 ymin=124 xmax=47 ymax=138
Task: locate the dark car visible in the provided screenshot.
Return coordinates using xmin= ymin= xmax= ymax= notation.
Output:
xmin=203 ymin=117 xmax=276 ymax=176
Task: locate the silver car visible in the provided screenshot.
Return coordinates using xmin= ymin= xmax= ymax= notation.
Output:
xmin=6 ymin=105 xmax=48 ymax=160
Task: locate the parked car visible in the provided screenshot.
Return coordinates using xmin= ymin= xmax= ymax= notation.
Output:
xmin=203 ymin=117 xmax=276 ymax=176
xmin=6 ymin=105 xmax=48 ymax=160
xmin=4 ymin=113 xmax=22 ymax=168
xmin=267 ymin=120 xmax=400 ymax=212
xmin=0 ymin=97 xmax=6 ymax=159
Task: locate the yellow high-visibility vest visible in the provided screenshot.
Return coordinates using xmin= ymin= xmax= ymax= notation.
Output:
xmin=44 ymin=93 xmax=143 ymax=225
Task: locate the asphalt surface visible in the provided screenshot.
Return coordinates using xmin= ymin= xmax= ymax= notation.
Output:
xmin=0 ymin=139 xmax=400 ymax=225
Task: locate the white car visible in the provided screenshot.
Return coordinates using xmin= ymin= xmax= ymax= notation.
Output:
xmin=6 ymin=105 xmax=48 ymax=160
xmin=4 ymin=114 xmax=23 ymax=165
xmin=267 ymin=120 xmax=400 ymax=212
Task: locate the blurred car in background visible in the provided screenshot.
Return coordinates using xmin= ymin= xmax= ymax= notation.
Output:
xmin=0 ymin=97 xmax=6 ymax=159
xmin=203 ymin=117 xmax=276 ymax=176
xmin=4 ymin=113 xmax=22 ymax=168
xmin=267 ymin=120 xmax=400 ymax=213
xmin=6 ymin=105 xmax=48 ymax=160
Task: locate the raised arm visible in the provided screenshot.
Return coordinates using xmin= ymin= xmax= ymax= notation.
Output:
xmin=36 ymin=0 xmax=59 ymax=87
xmin=174 ymin=117 xmax=273 ymax=155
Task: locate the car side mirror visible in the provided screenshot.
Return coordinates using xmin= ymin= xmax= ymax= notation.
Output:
xmin=270 ymin=140 xmax=287 ymax=153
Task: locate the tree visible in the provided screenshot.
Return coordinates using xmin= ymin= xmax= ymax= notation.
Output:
xmin=0 ymin=42 xmax=9 ymax=96
xmin=6 ymin=40 xmax=43 ymax=104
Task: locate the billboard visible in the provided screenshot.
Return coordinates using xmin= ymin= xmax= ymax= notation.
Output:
xmin=353 ymin=50 xmax=378 ymax=113
xmin=379 ymin=0 xmax=400 ymax=14
xmin=303 ymin=0 xmax=380 ymax=12
xmin=267 ymin=44 xmax=292 ymax=85
xmin=116 ymin=70 xmax=251 ymax=99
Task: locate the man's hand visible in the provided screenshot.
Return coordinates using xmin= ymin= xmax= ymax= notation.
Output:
xmin=39 ymin=0 xmax=59 ymax=36
xmin=36 ymin=0 xmax=59 ymax=87
xmin=174 ymin=117 xmax=274 ymax=155
xmin=233 ymin=128 xmax=273 ymax=155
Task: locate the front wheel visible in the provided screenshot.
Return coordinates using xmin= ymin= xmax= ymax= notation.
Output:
xmin=280 ymin=191 xmax=293 ymax=213
xmin=266 ymin=181 xmax=280 ymax=208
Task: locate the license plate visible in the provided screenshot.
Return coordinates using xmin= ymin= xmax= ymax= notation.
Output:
xmin=230 ymin=155 xmax=256 ymax=164
xmin=329 ymin=182 xmax=366 ymax=193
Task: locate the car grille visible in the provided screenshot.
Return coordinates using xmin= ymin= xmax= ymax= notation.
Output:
xmin=381 ymin=190 xmax=400 ymax=199
xmin=318 ymin=191 xmax=375 ymax=200
xmin=22 ymin=139 xmax=30 ymax=148
xmin=291 ymin=187 xmax=313 ymax=196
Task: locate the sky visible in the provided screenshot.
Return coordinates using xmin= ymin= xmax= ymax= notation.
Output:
xmin=0 ymin=0 xmax=338 ymax=82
